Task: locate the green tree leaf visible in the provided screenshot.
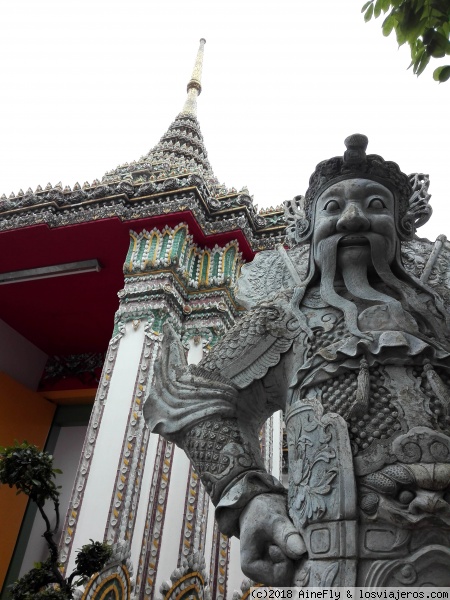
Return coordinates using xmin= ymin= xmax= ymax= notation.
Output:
xmin=374 ymin=0 xmax=383 ymax=17
xmin=433 ymin=64 xmax=450 ymax=81
xmin=365 ymin=4 xmax=375 ymax=21
xmin=75 ymin=540 xmax=112 ymax=577
xmin=363 ymin=0 xmax=450 ymax=81
xmin=0 ymin=442 xmax=60 ymax=505
xmin=383 ymin=14 xmax=397 ymax=37
xmin=415 ymin=51 xmax=431 ymax=74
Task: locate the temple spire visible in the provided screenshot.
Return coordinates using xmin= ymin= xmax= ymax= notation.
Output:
xmin=103 ymin=38 xmax=217 ymax=186
xmin=181 ymin=38 xmax=206 ymax=116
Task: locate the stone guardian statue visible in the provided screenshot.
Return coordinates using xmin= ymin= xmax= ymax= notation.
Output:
xmin=144 ymin=135 xmax=450 ymax=587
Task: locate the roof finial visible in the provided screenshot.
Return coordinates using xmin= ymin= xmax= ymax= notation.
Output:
xmin=181 ymin=38 xmax=206 ymax=116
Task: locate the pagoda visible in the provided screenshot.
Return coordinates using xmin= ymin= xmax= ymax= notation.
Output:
xmin=0 ymin=41 xmax=286 ymax=600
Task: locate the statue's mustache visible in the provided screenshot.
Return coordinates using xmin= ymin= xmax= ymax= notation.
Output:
xmin=313 ymin=232 xmax=448 ymax=345
xmin=317 ymin=231 xmax=385 ymax=254
xmin=316 ymin=232 xmax=371 ymax=339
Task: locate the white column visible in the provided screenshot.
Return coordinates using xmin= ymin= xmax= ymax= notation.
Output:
xmin=153 ymin=446 xmax=191 ymax=594
xmin=61 ymin=323 xmax=145 ymax=575
xmin=130 ymin=431 xmax=159 ymax=571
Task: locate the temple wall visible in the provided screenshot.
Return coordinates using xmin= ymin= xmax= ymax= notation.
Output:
xmin=272 ymin=410 xmax=283 ymax=480
xmin=0 ymin=41 xmax=288 ymax=595
xmin=203 ymin=502 xmax=217 ymax=574
xmin=227 ymin=537 xmax=244 ymax=596
xmin=0 ymin=318 xmax=47 ymax=390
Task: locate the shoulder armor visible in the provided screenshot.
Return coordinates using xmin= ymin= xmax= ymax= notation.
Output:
xmin=402 ymin=235 xmax=450 ymax=309
xmin=235 ymin=244 xmax=310 ymax=309
xmin=200 ymin=297 xmax=302 ymax=389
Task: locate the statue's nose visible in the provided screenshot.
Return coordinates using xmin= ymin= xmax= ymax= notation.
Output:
xmin=336 ymin=203 xmax=369 ymax=232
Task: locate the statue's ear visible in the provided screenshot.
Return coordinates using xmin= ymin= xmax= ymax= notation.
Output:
xmin=399 ymin=173 xmax=432 ymax=240
xmin=284 ymin=195 xmax=312 ymax=245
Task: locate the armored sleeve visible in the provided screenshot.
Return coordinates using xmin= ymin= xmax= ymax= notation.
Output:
xmin=144 ymin=309 xmax=298 ymax=536
xmin=182 ymin=414 xmax=286 ymax=537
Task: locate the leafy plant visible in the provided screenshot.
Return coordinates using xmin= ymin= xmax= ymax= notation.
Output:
xmin=74 ymin=541 xmax=113 ymax=580
xmin=7 ymin=559 xmax=56 ymax=600
xmin=0 ymin=442 xmax=112 ymax=600
xmin=0 ymin=442 xmax=61 ymax=505
xmin=362 ymin=0 xmax=450 ymax=82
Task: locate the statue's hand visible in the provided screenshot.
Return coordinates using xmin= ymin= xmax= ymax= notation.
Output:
xmin=144 ymin=324 xmax=238 ymax=435
xmin=156 ymin=323 xmax=238 ymax=401
xmin=239 ymin=493 xmax=307 ymax=586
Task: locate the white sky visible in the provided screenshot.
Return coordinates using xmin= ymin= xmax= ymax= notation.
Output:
xmin=0 ymin=0 xmax=448 ymax=241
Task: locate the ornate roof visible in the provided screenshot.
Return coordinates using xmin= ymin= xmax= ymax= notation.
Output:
xmin=0 ymin=40 xmax=286 ymax=250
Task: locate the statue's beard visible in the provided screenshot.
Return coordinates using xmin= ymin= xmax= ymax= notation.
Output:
xmin=316 ymin=233 xmax=447 ymax=343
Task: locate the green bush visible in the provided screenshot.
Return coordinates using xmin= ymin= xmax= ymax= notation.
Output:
xmin=0 ymin=442 xmax=111 ymax=600
xmin=0 ymin=442 xmax=61 ymax=506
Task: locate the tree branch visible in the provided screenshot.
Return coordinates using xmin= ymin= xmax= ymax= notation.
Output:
xmin=37 ymin=504 xmax=65 ymax=588
xmin=67 ymin=569 xmax=82 ymax=588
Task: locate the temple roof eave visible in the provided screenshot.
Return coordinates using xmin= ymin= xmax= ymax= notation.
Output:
xmin=0 ymin=178 xmax=286 ymax=254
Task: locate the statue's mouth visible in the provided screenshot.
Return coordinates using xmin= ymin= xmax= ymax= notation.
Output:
xmin=339 ymin=236 xmax=370 ymax=247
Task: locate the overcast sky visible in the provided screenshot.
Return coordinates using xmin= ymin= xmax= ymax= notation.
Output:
xmin=0 ymin=0 xmax=448 ymax=241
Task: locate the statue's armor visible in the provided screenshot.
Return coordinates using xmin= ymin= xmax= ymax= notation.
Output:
xmin=296 ymin=307 xmax=450 ymax=450
xmin=283 ymin=289 xmax=450 ymax=586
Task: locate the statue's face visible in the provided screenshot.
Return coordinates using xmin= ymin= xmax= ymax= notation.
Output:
xmin=312 ymin=178 xmax=397 ymax=269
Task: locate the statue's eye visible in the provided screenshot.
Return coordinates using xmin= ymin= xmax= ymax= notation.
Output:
xmin=324 ymin=200 xmax=340 ymax=212
xmin=368 ymin=198 xmax=386 ymax=209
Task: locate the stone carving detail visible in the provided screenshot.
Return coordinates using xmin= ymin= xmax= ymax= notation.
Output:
xmin=286 ymin=402 xmax=357 ymax=587
xmin=231 ymin=579 xmax=260 ymax=600
xmin=184 ymin=417 xmax=263 ymax=503
xmin=144 ymin=134 xmax=450 ymax=587
xmin=363 ymin=546 xmax=450 ymax=587
xmin=235 ymin=244 xmax=309 ymax=309
xmin=157 ymin=551 xmax=211 ymax=600
xmin=287 ymin=405 xmax=338 ymax=529
xmin=40 ymin=352 xmax=105 ymax=389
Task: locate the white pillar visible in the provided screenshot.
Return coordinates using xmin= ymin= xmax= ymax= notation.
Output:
xmin=61 ymin=322 xmax=146 ymax=575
